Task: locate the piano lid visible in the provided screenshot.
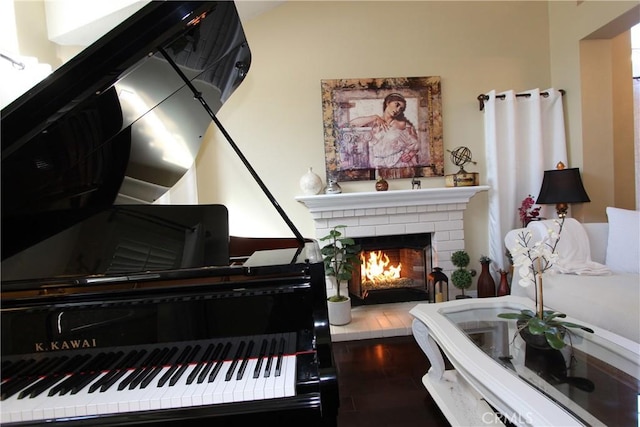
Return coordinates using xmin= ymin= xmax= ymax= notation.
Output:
xmin=1 ymin=1 xmax=251 ymax=260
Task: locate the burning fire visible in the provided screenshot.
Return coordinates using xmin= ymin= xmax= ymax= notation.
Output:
xmin=360 ymin=250 xmax=402 ymax=283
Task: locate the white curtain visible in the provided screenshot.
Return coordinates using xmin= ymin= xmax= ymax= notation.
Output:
xmin=484 ymin=88 xmax=567 ymax=271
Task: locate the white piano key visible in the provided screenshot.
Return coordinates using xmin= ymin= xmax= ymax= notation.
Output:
xmin=158 ymin=364 xmax=197 ymax=409
xmin=284 ymin=355 xmax=296 ymax=397
xmin=212 ymin=361 xmax=232 ymax=404
xmin=263 ymin=363 xmax=276 ymax=399
xmin=234 ymin=358 xmax=256 ymax=402
xmin=1 ymin=338 xmax=300 ymax=423
xmin=16 ymin=374 xmax=76 ymax=422
xmin=274 ymin=355 xmax=296 ymax=398
xmin=252 ymin=361 xmax=268 ymax=400
xmin=146 ymin=366 xmax=173 ymax=410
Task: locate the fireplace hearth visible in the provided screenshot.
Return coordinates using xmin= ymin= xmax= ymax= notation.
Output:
xmin=350 ymin=234 xmax=431 ymax=305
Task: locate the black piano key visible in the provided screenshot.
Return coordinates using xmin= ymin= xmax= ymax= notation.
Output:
xmin=236 ymin=340 xmax=254 ymax=380
xmin=70 ymin=351 xmax=124 ymax=395
xmin=253 ymin=339 xmax=268 ymax=379
xmin=225 ymin=340 xmax=246 ymax=381
xmin=158 ymin=345 xmax=192 ymax=387
xmin=1 ymin=376 xmax=35 ymax=400
xmin=198 ymin=343 xmax=223 ymax=384
xmin=208 ymin=342 xmax=232 ymax=383
xmin=20 ymin=354 xmax=87 ymax=399
xmin=99 ymin=350 xmax=146 ymax=392
xmin=168 ymin=345 xmax=201 ymax=387
xmin=187 ymin=343 xmax=214 ymax=385
xmin=50 ymin=352 xmax=107 ymax=396
xmin=2 ymin=358 xmax=36 ymax=380
xmin=131 ymin=347 xmax=171 ymax=389
xmin=1 ymin=357 xmax=63 ymax=400
xmin=90 ymin=350 xmax=142 ymax=393
xmin=47 ymin=354 xmax=92 ymax=396
xmin=275 ymin=337 xmax=285 ymax=377
xmin=118 ymin=348 xmax=158 ymax=391
xmin=140 ymin=347 xmax=178 ymax=389
xmin=264 ymin=338 xmax=277 ymax=378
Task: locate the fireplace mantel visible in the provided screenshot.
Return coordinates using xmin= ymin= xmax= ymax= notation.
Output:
xmin=296 ymin=186 xmax=489 ymax=213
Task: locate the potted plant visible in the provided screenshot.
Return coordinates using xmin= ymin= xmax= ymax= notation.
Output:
xmin=498 ymin=218 xmax=593 ymax=349
xmin=451 ymin=250 xmax=473 ymax=298
xmin=320 ymin=225 xmax=361 ymax=325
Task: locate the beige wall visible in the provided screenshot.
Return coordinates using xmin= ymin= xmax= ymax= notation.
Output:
xmin=197 ymin=0 xmax=638 ymax=270
xmin=198 ymin=0 xmax=552 ymax=267
xmin=8 ymin=1 xmax=638 ymax=279
xmin=548 ymin=1 xmax=639 ymax=221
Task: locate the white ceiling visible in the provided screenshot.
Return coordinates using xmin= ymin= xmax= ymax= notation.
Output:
xmin=45 ymin=0 xmax=286 ymax=47
xmin=235 ymin=1 xmax=286 ymax=22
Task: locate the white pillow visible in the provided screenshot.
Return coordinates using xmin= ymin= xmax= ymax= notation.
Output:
xmin=605 ymin=207 xmax=640 ymax=274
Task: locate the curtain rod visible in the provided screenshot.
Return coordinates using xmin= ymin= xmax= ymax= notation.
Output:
xmin=477 ymin=89 xmax=565 ymax=111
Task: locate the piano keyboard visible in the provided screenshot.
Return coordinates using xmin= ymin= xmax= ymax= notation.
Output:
xmin=0 ymin=333 xmax=298 ymax=424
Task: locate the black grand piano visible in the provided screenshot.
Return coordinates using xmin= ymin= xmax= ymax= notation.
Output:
xmin=1 ymin=2 xmax=338 ymax=425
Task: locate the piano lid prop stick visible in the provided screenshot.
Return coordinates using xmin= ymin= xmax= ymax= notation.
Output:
xmin=158 ymin=47 xmax=305 ymax=245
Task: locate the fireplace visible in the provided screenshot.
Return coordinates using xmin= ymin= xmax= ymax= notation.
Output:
xmin=296 ymin=186 xmax=489 ymax=302
xmin=350 ymin=233 xmax=431 ymax=305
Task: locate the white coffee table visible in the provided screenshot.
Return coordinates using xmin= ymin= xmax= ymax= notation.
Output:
xmin=410 ymin=296 xmax=640 ymax=426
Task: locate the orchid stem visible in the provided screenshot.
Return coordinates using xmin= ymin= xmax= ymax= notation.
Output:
xmin=537 ymin=257 xmax=543 ymax=319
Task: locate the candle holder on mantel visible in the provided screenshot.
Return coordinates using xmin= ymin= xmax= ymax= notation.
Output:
xmin=324 ymin=178 xmax=342 ymax=194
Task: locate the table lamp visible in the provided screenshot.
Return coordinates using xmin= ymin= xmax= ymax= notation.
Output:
xmin=536 ymin=162 xmax=590 ymax=218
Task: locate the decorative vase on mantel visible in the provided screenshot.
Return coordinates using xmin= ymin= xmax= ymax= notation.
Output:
xmin=299 ymin=167 xmax=323 ymax=195
xmin=375 ymin=176 xmax=388 ymax=191
xmin=497 ymin=270 xmax=510 ymax=296
xmin=477 ymin=257 xmax=496 ymax=298
xmin=374 ymin=169 xmax=388 ymax=191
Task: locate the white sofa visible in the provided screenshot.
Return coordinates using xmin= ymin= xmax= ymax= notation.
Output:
xmin=504 ymin=207 xmax=640 ymax=344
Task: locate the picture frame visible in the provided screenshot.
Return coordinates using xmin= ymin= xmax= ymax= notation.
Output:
xmin=320 ymin=76 xmax=444 ymax=182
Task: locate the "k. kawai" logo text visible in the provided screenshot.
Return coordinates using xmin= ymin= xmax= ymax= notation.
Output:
xmin=35 ymin=339 xmax=97 ymax=352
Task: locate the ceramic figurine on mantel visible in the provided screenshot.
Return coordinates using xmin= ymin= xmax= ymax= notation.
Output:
xmin=299 ymin=167 xmax=323 ymax=195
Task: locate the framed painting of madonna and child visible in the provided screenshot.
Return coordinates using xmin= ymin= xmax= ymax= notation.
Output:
xmin=320 ymin=76 xmax=444 ymax=182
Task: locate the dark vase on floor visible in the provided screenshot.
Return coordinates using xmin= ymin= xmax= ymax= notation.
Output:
xmin=497 ymin=270 xmax=510 ymax=296
xmin=477 ymin=260 xmax=496 ymax=297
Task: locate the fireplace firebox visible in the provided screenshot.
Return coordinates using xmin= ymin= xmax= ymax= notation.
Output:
xmin=349 ymin=233 xmax=432 ymax=305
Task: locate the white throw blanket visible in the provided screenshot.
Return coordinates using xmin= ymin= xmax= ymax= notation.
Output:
xmin=527 ymin=219 xmax=611 ymax=276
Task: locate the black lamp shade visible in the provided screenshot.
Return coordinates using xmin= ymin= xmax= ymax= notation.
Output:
xmin=536 ymin=168 xmax=590 ymax=205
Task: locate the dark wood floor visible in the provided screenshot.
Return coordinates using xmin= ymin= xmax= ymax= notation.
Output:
xmin=333 ymin=336 xmax=450 ymax=427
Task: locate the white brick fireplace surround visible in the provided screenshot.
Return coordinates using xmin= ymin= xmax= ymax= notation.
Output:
xmin=296 ymin=186 xmax=489 ymax=299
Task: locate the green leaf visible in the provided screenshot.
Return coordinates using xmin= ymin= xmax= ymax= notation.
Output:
xmin=497 ymin=313 xmax=522 ymax=319
xmin=520 ymin=309 xmax=536 ymax=318
xmin=527 ymin=317 xmax=546 ymax=335
xmin=545 ymin=331 xmax=566 ymax=349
